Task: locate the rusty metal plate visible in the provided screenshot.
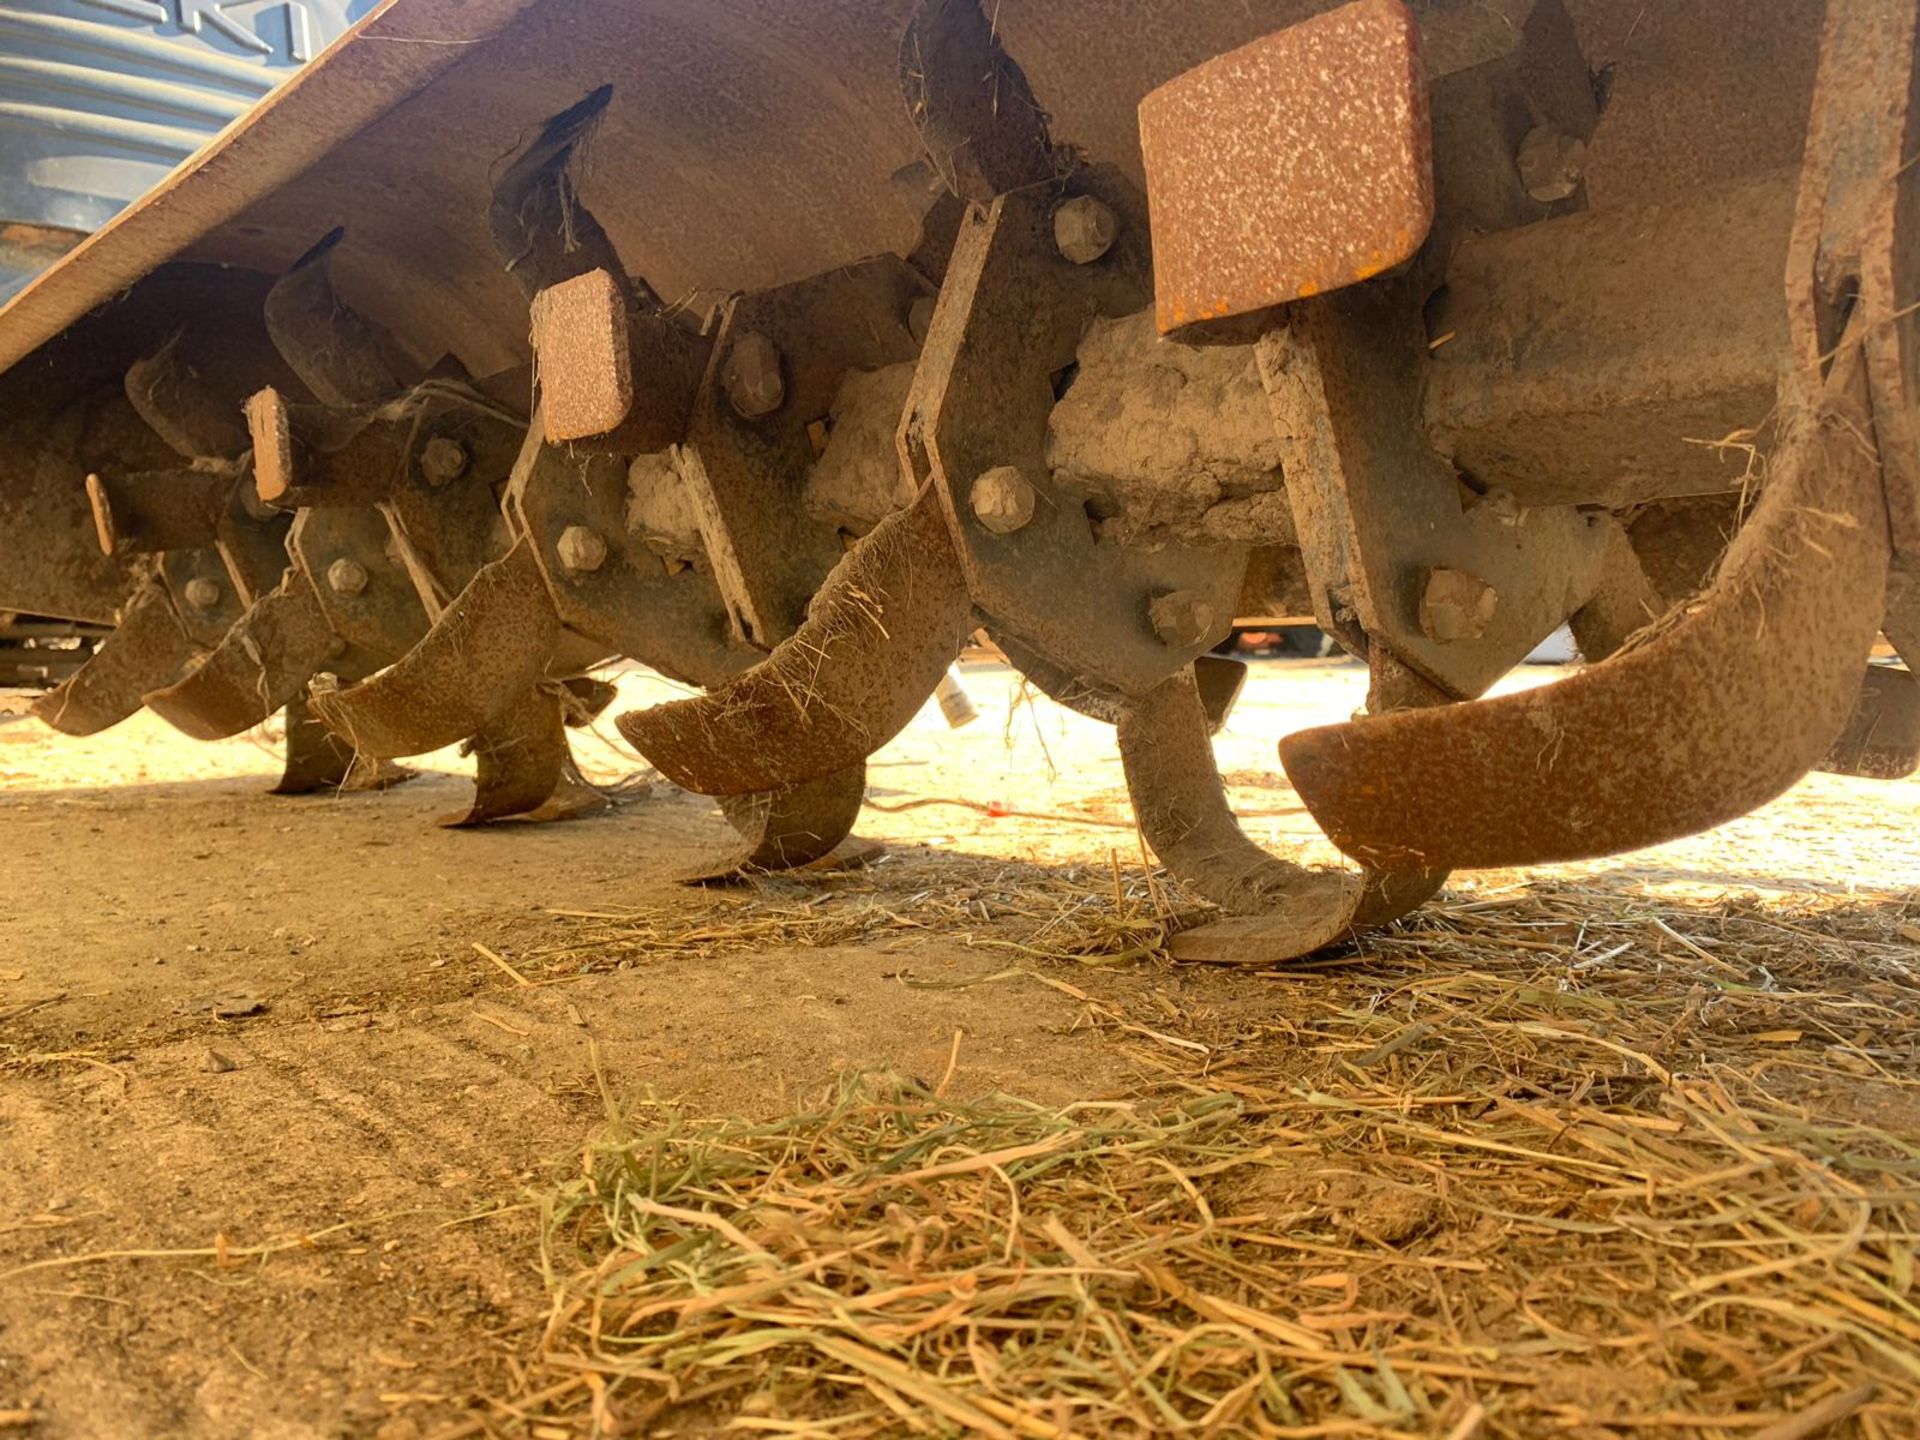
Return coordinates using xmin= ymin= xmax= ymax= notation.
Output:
xmin=505 ymin=429 xmax=752 ymax=688
xmin=919 ymin=181 xmax=1245 ymax=696
xmin=160 ymin=548 xmax=247 ymax=648
xmin=1259 ymin=284 xmax=1607 ymax=699
xmin=679 ymin=255 xmax=932 ymax=649
xmin=289 ymin=508 xmax=431 ymax=661
xmin=1139 ymin=0 xmax=1433 ymax=335
xmin=620 ymin=488 xmax=972 ymax=796
xmin=1281 ymin=351 xmax=1891 ymax=871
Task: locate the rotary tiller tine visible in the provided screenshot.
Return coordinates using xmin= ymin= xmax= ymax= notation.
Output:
xmin=143 ymin=572 xmax=341 ymax=741
xmin=265 ymin=227 xmax=420 ymax=408
xmin=618 ymin=490 xmax=970 ymax=795
xmin=310 ymin=536 xmax=560 ymax=760
xmin=488 ymin=86 xmax=645 ymax=305
xmin=1280 ymin=345 xmax=1890 ymax=872
xmin=30 ymin=577 xmax=198 ymax=736
xmin=272 ymin=694 xmax=417 ymax=796
xmin=678 ymin=764 xmax=874 ymax=883
xmin=437 ymin=682 xmax=568 ymax=828
xmin=1116 ymin=665 xmax=1444 ymax=964
xmin=1818 ymin=666 xmax=1920 ymax=781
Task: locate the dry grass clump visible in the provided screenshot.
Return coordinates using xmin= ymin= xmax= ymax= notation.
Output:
xmin=524 ymin=850 xmax=1206 ymax=974
xmin=466 ymin=871 xmax=1920 ymax=1439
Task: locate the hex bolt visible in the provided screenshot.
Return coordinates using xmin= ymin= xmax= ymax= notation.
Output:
xmin=907 ymin=295 xmax=936 ymax=345
xmin=420 ymin=436 xmax=469 ymax=486
xmin=1419 ymin=568 xmax=1499 ymax=643
xmin=327 ymin=557 xmax=369 ymax=597
xmin=557 ymin=524 xmax=609 ymax=575
xmin=1515 ymin=125 xmax=1586 ymax=204
xmin=723 ymin=331 xmax=785 ymax=419
xmin=182 ymin=577 xmax=221 ymax=610
xmin=969 ymin=466 xmax=1038 ymax=535
xmin=1148 ymin=589 xmax=1216 ymax=650
xmin=1054 ymin=195 xmax=1120 ymax=265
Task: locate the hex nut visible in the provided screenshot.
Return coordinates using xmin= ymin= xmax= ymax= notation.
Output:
xmin=969 ymin=467 xmax=1038 ymax=535
xmin=1147 ymin=589 xmax=1216 ymax=650
xmin=557 ymin=524 xmax=609 ymax=575
xmin=327 ymin=558 xmax=369 ymax=597
xmin=182 ymin=577 xmax=221 ymax=610
xmin=723 ymin=331 xmax=785 ymax=419
xmin=1516 ymin=125 xmax=1586 ymax=204
xmin=1419 ymin=568 xmax=1499 ymax=643
xmin=1054 ymin=195 xmax=1120 ymax=265
xmin=420 ymin=436 xmax=469 ymax=486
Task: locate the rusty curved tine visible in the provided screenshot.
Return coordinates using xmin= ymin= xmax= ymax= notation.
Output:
xmin=619 ymin=491 xmax=971 ymax=794
xmin=487 ymin=85 xmax=640 ymax=303
xmin=677 ymin=764 xmax=871 ymax=883
xmin=1116 ymin=666 xmax=1443 ymax=964
xmin=142 ymin=575 xmax=341 ymax=741
xmin=438 ymin=682 xmax=567 ymax=828
xmin=1819 ymin=666 xmax=1920 ymax=780
xmin=1280 ymin=349 xmax=1889 ymax=872
xmin=311 ymin=538 xmax=559 ymax=759
xmin=31 ymin=580 xmax=197 ymax=736
xmin=272 ymin=693 xmax=358 ymax=794
xmin=264 ymin=227 xmax=418 ymax=407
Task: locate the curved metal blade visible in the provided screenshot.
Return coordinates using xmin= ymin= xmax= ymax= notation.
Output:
xmin=31 ymin=580 xmax=196 ymax=736
xmin=272 ymin=693 xmax=357 ymax=794
xmin=143 ymin=575 xmax=340 ymax=740
xmin=312 ymin=538 xmax=558 ymax=760
xmin=679 ymin=765 xmax=870 ymax=882
xmin=1116 ymin=666 xmax=1442 ymax=963
xmin=438 ymin=683 xmax=566 ymax=828
xmin=619 ymin=491 xmax=971 ymax=795
xmin=1280 ymin=356 xmax=1890 ymax=871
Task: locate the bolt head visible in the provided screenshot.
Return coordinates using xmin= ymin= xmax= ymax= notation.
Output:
xmin=969 ymin=467 xmax=1038 ymax=535
xmin=907 ymin=295 xmax=936 ymax=345
xmin=723 ymin=331 xmax=785 ymax=419
xmin=557 ymin=524 xmax=609 ymax=575
xmin=182 ymin=576 xmax=221 ymax=610
xmin=1516 ymin=125 xmax=1586 ymax=204
xmin=1419 ymin=568 xmax=1499 ymax=643
xmin=420 ymin=435 xmax=469 ymax=486
xmin=1054 ymin=195 xmax=1120 ymax=265
xmin=1148 ymin=589 xmax=1216 ymax=650
xmin=327 ymin=558 xmax=369 ymax=597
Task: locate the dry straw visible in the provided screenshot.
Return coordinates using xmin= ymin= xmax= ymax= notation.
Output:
xmin=461 ymin=863 xmax=1920 ymax=1438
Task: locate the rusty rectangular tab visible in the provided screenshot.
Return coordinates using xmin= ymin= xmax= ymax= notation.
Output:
xmin=1138 ymin=0 xmax=1433 ymax=334
xmin=530 ymin=268 xmax=633 ymax=443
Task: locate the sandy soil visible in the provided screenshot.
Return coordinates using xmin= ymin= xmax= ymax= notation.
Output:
xmin=1 ymin=658 xmax=1916 ymax=1438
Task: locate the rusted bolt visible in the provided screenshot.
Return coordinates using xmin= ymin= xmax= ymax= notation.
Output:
xmin=907 ymin=295 xmax=936 ymax=345
xmin=1148 ymin=589 xmax=1216 ymax=650
xmin=1419 ymin=568 xmax=1499 ymax=643
xmin=1054 ymin=195 xmax=1119 ymax=265
xmin=182 ymin=577 xmax=221 ymax=610
xmin=420 ymin=436 xmax=469 ymax=486
xmin=557 ymin=524 xmax=609 ymax=575
xmin=969 ymin=466 xmax=1038 ymax=535
xmin=1515 ymin=125 xmax=1586 ymax=204
xmin=723 ymin=331 xmax=785 ymax=419
xmin=327 ymin=558 xmax=369 ymax=597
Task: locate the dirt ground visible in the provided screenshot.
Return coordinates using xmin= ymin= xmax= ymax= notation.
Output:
xmin=1 ymin=657 xmax=1917 ymax=1438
